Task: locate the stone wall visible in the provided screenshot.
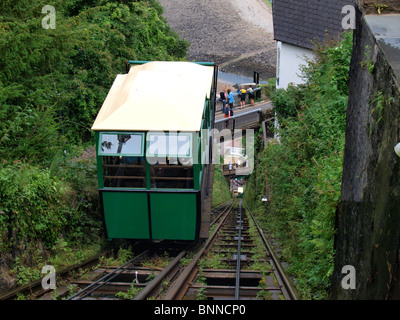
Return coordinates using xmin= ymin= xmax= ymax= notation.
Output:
xmin=331 ymin=4 xmax=400 ymax=299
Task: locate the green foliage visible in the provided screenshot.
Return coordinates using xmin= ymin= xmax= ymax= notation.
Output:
xmin=0 ymin=104 xmax=62 ymax=165
xmin=0 ymin=0 xmax=189 ymax=276
xmin=272 ymin=85 xmax=304 ymax=119
xmin=9 ymin=240 xmax=100 ymax=286
xmin=115 ymin=282 xmax=142 ymax=299
xmin=0 ymin=161 xmax=101 ymax=252
xmin=0 ymin=0 xmax=189 ymax=160
xmin=374 ymin=3 xmax=388 ymax=14
xmin=306 ymin=31 xmax=353 ymax=96
xmin=0 ymin=163 xmax=67 ymax=249
xmin=261 ymin=77 xmax=276 ymax=99
xmin=11 ymin=257 xmax=42 ymax=286
xmin=199 ymin=251 xmax=229 ymax=270
xmin=212 ymin=165 xmax=232 ymax=205
xmin=370 ymin=91 xmax=385 ymax=128
xmin=245 ymin=31 xmax=353 ymax=299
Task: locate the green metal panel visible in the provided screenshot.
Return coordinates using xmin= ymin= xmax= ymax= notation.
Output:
xmin=145 ymin=160 xmax=151 ymax=189
xmin=150 ymin=193 xmax=197 ymax=240
xmin=193 ymin=133 xmax=200 ymax=190
xmin=102 ymin=192 xmax=149 ymax=239
xmin=95 ymin=132 xmax=104 ymax=189
xmin=193 ymin=164 xmax=200 ymax=190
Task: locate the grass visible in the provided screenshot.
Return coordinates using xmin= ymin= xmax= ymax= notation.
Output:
xmin=212 ymin=165 xmax=232 ymax=206
xmin=264 ymin=0 xmax=272 ymax=9
xmin=10 ymin=240 xmax=102 ymax=287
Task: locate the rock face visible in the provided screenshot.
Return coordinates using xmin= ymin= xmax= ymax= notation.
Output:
xmin=0 ymin=254 xmax=16 ymax=295
xmin=158 ymin=0 xmax=276 ymax=80
xmin=331 ymin=4 xmax=400 ymax=299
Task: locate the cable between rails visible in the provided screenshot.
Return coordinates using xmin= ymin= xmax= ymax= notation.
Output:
xmin=243 ymin=201 xmax=299 ymax=300
xmin=235 ymin=199 xmax=243 ymax=300
xmin=67 ymin=250 xmax=149 ymax=300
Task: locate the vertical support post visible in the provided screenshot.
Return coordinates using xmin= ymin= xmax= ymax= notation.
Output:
xmin=235 ymin=199 xmax=243 ymax=300
xmin=254 ymin=71 xmax=261 ymax=100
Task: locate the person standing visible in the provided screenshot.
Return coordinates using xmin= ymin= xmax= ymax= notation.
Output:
xmin=247 ymin=85 xmax=255 ymax=106
xmin=220 ymin=89 xmax=227 ymax=114
xmin=238 ymin=86 xmax=246 ymax=108
xmin=227 ymin=89 xmax=234 ymax=118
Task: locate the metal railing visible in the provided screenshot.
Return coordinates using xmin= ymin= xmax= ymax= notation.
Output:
xmin=217 ymin=87 xmax=261 ymax=108
xmin=215 ymin=108 xmax=262 ymax=131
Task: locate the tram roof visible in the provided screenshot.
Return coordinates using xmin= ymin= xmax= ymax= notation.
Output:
xmin=91 ymin=61 xmax=215 ymax=132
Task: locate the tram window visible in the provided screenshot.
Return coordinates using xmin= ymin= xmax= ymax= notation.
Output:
xmin=150 ymin=159 xmax=194 ymax=189
xmin=103 ymin=156 xmax=146 ymax=188
xmin=99 ymin=133 xmax=144 ymax=156
xmin=147 ymin=133 xmax=191 ymax=158
xmin=147 ymin=133 xmax=194 ymax=189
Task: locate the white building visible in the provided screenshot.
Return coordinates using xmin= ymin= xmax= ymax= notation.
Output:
xmin=272 ymin=0 xmax=353 ymax=89
xmin=275 ymin=41 xmax=312 ymax=89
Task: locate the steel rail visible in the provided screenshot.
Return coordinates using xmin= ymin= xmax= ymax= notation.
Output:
xmin=211 ymin=199 xmax=234 ymax=213
xmin=235 ymin=199 xmax=243 ymax=300
xmin=243 ymin=201 xmax=299 ymax=300
xmin=210 ymin=199 xmax=236 ymax=227
xmin=133 ymin=250 xmax=186 ymax=300
xmin=163 ymin=201 xmax=236 ymax=300
xmin=67 ymin=250 xmax=149 ymax=300
xmin=0 ymin=250 xmax=110 ymax=301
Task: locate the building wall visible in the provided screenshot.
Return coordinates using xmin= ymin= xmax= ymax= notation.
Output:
xmin=276 ymin=41 xmax=313 ymax=89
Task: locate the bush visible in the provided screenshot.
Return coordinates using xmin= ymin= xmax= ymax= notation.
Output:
xmin=245 ymin=31 xmax=353 ymax=299
xmin=262 ymin=77 xmax=276 ymax=99
xmin=0 ymin=0 xmax=190 ymax=154
xmin=0 ymin=157 xmax=101 ymax=253
xmin=0 ymin=0 xmax=189 ymax=286
xmin=272 ymin=85 xmax=304 ymax=119
xmin=0 ymin=0 xmax=188 ymax=266
xmin=0 ymin=163 xmax=68 ymax=251
xmin=212 ymin=165 xmax=232 ymax=205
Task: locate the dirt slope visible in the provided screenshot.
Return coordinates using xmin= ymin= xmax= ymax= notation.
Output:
xmin=158 ymin=0 xmax=277 ymax=80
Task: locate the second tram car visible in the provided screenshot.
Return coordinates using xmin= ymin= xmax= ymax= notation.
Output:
xmin=91 ymin=61 xmax=217 ymax=241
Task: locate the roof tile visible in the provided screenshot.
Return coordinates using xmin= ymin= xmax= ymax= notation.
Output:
xmin=273 ymin=0 xmax=355 ymax=49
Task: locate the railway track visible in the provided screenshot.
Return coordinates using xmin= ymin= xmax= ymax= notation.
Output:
xmin=0 ymin=242 xmax=189 ymax=300
xmin=165 ymin=199 xmax=299 ymax=300
xmin=1 ymin=200 xmax=297 ymax=301
xmin=66 ymin=243 xmax=191 ymax=300
xmin=0 ymin=250 xmax=108 ymax=300
xmin=210 ymin=199 xmax=235 ymax=226
xmin=60 ymin=201 xmax=244 ymax=300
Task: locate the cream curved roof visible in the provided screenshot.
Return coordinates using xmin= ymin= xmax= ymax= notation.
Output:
xmin=91 ymin=61 xmax=215 ymax=132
